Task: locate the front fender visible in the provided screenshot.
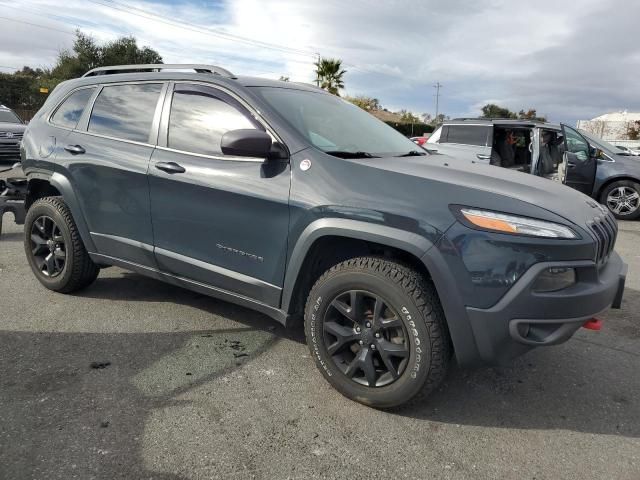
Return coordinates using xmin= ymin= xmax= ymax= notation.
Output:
xmin=280 ymin=217 xmax=436 ymax=313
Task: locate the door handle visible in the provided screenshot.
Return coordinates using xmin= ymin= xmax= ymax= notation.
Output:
xmin=476 ymin=154 xmax=491 ymax=160
xmin=155 ymin=161 xmax=186 ymax=174
xmin=64 ymin=144 xmax=85 ymax=155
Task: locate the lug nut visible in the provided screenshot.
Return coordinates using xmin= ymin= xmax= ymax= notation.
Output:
xmin=370 ymin=344 xmax=376 ymax=350
xmin=375 ymin=333 xmax=380 ymax=338
xmin=358 ymin=340 xmax=364 ymax=345
xmin=365 ymin=322 xmax=371 ymax=328
xmin=355 ymin=327 xmax=361 ymax=333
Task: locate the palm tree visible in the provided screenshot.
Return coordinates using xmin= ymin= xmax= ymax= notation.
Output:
xmin=314 ymin=58 xmax=346 ymax=96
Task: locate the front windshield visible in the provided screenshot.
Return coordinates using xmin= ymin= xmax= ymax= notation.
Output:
xmin=0 ymin=110 xmax=21 ymax=123
xmin=578 ymin=128 xmax=620 ymax=155
xmin=252 ymin=87 xmax=422 ymax=157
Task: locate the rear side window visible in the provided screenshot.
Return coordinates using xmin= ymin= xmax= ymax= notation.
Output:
xmin=168 ymin=87 xmax=256 ymax=156
xmin=50 ymin=88 xmax=96 ymax=129
xmin=441 ymin=125 xmax=490 ymax=146
xmin=88 ymin=83 xmax=162 ymax=143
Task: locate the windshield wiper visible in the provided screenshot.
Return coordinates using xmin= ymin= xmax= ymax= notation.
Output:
xmin=396 ymin=150 xmax=427 ymax=157
xmin=325 ymin=150 xmax=380 ymax=159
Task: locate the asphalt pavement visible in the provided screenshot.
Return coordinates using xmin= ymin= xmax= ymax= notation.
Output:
xmin=0 ymin=176 xmax=639 ymax=479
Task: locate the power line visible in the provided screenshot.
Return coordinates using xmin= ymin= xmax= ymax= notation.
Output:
xmin=85 ymin=0 xmax=318 ymax=59
xmin=0 ymin=15 xmax=74 ymax=35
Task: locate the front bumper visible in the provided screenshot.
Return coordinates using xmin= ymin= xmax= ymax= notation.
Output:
xmin=465 ymin=252 xmax=626 ymax=364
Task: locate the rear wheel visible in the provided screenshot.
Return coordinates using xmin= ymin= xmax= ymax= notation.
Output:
xmin=600 ymin=180 xmax=640 ymax=220
xmin=304 ymin=257 xmax=450 ymax=408
xmin=24 ymin=197 xmax=99 ymax=293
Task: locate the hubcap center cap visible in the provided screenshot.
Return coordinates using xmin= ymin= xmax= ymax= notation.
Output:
xmin=47 ymin=240 xmax=55 ymax=252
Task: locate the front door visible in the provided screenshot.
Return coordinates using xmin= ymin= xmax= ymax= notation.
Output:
xmin=148 ymin=82 xmax=290 ymax=307
xmin=561 ymin=124 xmax=597 ymax=195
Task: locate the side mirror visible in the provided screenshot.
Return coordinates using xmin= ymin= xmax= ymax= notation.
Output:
xmin=220 ymin=129 xmax=272 ymax=158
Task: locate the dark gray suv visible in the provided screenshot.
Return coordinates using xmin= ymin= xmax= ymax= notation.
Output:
xmin=20 ymin=64 xmax=626 ymax=408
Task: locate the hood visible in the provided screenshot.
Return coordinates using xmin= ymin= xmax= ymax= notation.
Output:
xmin=0 ymin=122 xmax=26 ymax=133
xmin=360 ymin=153 xmax=605 ymax=229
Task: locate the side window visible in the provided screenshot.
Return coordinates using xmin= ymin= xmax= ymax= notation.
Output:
xmin=50 ymin=88 xmax=96 ymax=129
xmin=88 ymin=83 xmax=162 ymax=143
xmin=441 ymin=125 xmax=489 ymax=146
xmin=168 ymin=87 xmax=257 ymax=156
xmin=563 ymin=127 xmax=589 ymax=161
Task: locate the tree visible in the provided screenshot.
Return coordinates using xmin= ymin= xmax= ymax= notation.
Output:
xmin=628 ymin=120 xmax=640 ymax=141
xmin=0 ymin=31 xmax=163 ymax=116
xmin=279 ymin=76 xmax=290 ymax=82
xmin=51 ymin=31 xmax=162 ymax=80
xmin=314 ymin=58 xmax=346 ymax=96
xmin=398 ymin=110 xmax=421 ymax=124
xmin=481 ymin=103 xmax=517 ymax=119
xmin=344 ymin=95 xmax=380 ymax=111
xmin=518 ymin=108 xmax=547 ymax=122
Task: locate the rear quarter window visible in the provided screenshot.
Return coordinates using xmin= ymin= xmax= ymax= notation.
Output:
xmin=50 ymin=88 xmax=96 ymax=129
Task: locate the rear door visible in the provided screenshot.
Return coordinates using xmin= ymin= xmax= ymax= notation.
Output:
xmin=55 ymin=82 xmax=165 ymax=267
xmin=433 ymin=124 xmax=492 ymax=163
xmin=148 ymin=82 xmax=291 ymax=307
xmin=561 ymin=124 xmax=596 ymax=195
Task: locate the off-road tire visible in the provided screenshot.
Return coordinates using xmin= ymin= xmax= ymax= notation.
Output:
xmin=304 ymin=257 xmax=451 ymax=408
xmin=24 ymin=196 xmax=99 ymax=293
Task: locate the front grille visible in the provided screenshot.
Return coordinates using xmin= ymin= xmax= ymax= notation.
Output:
xmin=0 ymin=132 xmax=23 ymax=139
xmin=0 ymin=143 xmax=21 ymax=159
xmin=588 ymin=211 xmax=617 ymax=264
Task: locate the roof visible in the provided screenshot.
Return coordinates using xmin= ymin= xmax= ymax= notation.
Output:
xmin=447 ymin=117 xmax=560 ymax=129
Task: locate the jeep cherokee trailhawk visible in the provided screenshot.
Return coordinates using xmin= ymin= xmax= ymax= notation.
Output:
xmin=20 ymin=64 xmax=626 ymax=408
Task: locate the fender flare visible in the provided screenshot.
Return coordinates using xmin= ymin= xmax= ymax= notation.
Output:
xmin=47 ymin=172 xmax=97 ymax=252
xmin=280 ymin=218 xmax=435 ymax=313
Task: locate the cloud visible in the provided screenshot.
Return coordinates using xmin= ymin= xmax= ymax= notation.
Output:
xmin=0 ymin=0 xmax=637 ymax=123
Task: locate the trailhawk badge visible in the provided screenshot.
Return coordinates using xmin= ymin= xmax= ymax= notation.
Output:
xmin=300 ymin=159 xmax=312 ymax=171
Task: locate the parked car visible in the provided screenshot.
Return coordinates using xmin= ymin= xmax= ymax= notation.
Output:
xmin=616 ymin=145 xmax=640 ymax=156
xmin=427 ymin=119 xmax=640 ymax=220
xmin=0 ymin=105 xmax=26 ymax=162
xmin=20 ymin=64 xmax=626 ymax=408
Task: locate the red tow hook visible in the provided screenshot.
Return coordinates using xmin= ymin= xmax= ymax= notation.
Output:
xmin=583 ymin=318 xmax=603 ymax=331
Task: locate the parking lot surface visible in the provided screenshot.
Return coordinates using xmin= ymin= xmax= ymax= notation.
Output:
xmin=1 ymin=188 xmax=639 ymax=479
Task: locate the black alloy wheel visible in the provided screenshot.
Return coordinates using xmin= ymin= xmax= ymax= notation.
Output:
xmin=29 ymin=215 xmax=67 ymax=277
xmin=323 ymin=290 xmax=410 ymax=388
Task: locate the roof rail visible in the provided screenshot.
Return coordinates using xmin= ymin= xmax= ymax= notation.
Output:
xmin=82 ymin=64 xmax=235 ymax=78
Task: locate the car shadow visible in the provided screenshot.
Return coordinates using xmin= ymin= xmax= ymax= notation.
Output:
xmin=77 ymin=271 xmax=305 ymax=344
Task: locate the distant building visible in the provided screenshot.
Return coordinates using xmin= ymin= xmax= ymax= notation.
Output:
xmin=577 ymin=111 xmax=640 ymax=148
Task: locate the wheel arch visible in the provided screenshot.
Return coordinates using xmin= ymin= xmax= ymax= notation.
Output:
xmin=26 ymin=173 xmax=96 ymax=253
xmin=281 ymin=219 xmax=435 ymax=318
xmin=596 ymin=175 xmax=640 ymax=201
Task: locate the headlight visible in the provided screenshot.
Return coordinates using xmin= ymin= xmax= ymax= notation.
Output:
xmin=458 ymin=208 xmax=577 ymax=239
xmin=533 ymin=267 xmax=576 ymax=292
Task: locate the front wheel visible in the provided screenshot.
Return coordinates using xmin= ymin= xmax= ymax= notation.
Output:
xmin=600 ymin=180 xmax=640 ymax=220
xmin=304 ymin=257 xmax=451 ymax=408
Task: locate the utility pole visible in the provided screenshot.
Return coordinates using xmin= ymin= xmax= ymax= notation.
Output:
xmin=315 ymin=53 xmax=321 ymax=87
xmin=433 ymin=82 xmax=443 ymax=122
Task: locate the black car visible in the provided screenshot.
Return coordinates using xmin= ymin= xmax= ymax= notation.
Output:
xmin=427 ymin=119 xmax=640 ymax=220
xmin=19 ymin=64 xmax=626 ymax=408
xmin=0 ymin=105 xmax=26 ymax=162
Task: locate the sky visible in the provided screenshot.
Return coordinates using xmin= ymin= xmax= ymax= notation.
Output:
xmin=1 ymin=0 xmax=639 ymax=124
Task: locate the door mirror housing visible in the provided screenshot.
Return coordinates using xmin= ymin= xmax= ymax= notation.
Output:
xmin=220 ymin=129 xmax=272 ymax=158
